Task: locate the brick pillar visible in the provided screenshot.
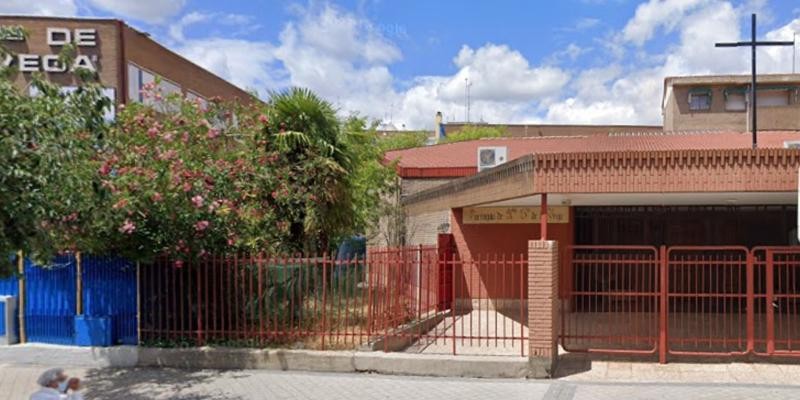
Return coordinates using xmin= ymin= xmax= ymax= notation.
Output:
xmin=528 ymin=240 xmax=559 ymax=378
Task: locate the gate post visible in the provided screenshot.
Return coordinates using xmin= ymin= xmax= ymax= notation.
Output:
xmin=17 ymin=251 xmax=26 ymax=344
xmin=528 ymin=240 xmax=559 ymax=378
xmin=436 ymin=234 xmax=455 ymax=311
xmin=75 ymin=252 xmax=83 ymax=316
xmin=659 ymin=245 xmax=668 ymax=364
xmin=746 ymin=250 xmax=755 ymax=353
xmin=766 ymin=249 xmax=775 ymax=355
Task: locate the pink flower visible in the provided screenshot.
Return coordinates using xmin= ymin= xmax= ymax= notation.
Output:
xmin=195 ymin=220 xmax=210 ymax=232
xmin=98 ymin=163 xmax=111 ymax=176
xmin=182 ymin=131 xmax=190 ymax=144
xmin=191 ymin=195 xmax=204 ymax=208
xmin=118 ymin=219 xmax=136 ymax=234
xmin=158 ymin=150 xmax=177 ymax=161
xmin=163 ymin=132 xmax=174 ymax=142
xmin=173 ymin=260 xmax=184 ymax=269
xmin=207 ymin=128 xmax=220 ymax=139
xmin=147 ymin=125 xmax=160 ymax=139
xmin=151 ymin=192 xmax=163 ymax=202
xmin=258 ymin=114 xmax=269 ymax=124
xmin=182 ymin=182 xmax=192 ymax=192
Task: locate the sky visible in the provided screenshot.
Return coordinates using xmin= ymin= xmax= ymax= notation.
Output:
xmin=2 ymin=0 xmax=800 ymax=129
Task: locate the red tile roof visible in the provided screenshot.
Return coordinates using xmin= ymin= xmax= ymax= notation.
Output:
xmin=384 ymin=131 xmax=800 ymax=178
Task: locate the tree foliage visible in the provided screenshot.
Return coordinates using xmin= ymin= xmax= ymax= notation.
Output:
xmin=443 ymin=125 xmax=507 ymax=143
xmin=0 ymin=77 xmax=110 ymax=274
xmin=0 ymin=77 xmax=397 ymax=269
xmin=377 ymin=131 xmax=429 ymax=151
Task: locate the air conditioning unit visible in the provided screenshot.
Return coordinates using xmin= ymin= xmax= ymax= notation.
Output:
xmin=477 ymin=146 xmax=508 ymax=172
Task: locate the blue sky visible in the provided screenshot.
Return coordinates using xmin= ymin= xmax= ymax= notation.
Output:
xmin=4 ymin=0 xmax=800 ymax=128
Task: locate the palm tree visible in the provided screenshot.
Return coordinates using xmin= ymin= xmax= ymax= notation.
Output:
xmin=266 ymin=88 xmax=355 ymax=252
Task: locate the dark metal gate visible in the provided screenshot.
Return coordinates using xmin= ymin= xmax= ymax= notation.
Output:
xmin=561 ymin=245 xmax=800 ymax=362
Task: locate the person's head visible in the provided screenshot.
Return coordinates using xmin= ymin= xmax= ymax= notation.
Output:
xmin=36 ymin=368 xmax=67 ymax=389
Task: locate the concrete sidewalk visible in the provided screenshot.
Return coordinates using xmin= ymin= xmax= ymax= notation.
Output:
xmin=3 ymin=365 xmax=800 ymax=400
xmin=3 ymin=343 xmax=800 ymax=386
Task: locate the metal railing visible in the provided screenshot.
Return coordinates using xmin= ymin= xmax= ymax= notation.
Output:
xmin=562 ymin=245 xmax=800 ymax=362
xmin=138 ymin=246 xmax=528 ymax=356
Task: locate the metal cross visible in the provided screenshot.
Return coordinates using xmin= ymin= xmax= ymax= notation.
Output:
xmin=715 ymin=13 xmax=793 ymax=149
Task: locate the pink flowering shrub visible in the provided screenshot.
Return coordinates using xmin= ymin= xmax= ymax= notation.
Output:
xmin=94 ymin=85 xmax=376 ymax=264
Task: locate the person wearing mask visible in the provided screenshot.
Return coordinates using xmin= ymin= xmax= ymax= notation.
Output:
xmin=30 ymin=368 xmax=84 ymax=400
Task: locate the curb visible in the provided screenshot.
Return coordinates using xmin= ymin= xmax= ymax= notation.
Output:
xmin=0 ymin=344 xmax=532 ymax=379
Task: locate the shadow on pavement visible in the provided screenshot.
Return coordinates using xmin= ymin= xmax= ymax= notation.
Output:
xmin=82 ymin=368 xmax=250 ymax=400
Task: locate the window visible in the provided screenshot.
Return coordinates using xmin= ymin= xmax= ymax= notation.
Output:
xmin=725 ymin=93 xmax=746 ymax=111
xmin=757 ymin=89 xmax=789 ymax=107
xmin=687 ymin=88 xmax=711 ymax=111
xmin=127 ymin=63 xmax=182 ymax=112
xmin=30 ymin=85 xmax=116 ymax=121
xmin=186 ymin=91 xmax=208 ymax=110
xmin=127 ymin=64 xmax=140 ymax=102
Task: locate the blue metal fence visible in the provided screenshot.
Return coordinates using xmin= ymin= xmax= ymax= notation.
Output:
xmin=82 ymin=256 xmax=137 ymax=345
xmin=24 ymin=255 xmax=77 ymax=345
xmin=0 ymin=254 xmax=137 ymax=346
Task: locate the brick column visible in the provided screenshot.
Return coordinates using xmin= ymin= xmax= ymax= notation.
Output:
xmin=528 ymin=240 xmax=559 ymax=378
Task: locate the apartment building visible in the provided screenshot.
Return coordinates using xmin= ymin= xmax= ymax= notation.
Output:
xmin=663 ymin=74 xmax=800 ymax=132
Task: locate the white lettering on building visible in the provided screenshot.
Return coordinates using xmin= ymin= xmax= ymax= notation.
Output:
xmin=46 ymin=27 xmax=71 ymax=46
xmin=2 ymin=26 xmax=99 ymax=73
xmin=73 ymin=29 xmax=97 ymax=46
xmin=18 ymin=54 xmax=39 ymax=72
xmin=42 ymin=55 xmax=67 ymax=73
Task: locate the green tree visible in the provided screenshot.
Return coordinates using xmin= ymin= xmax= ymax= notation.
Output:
xmin=443 ymin=124 xmax=507 ymax=143
xmin=377 ymin=131 xmax=429 ymax=151
xmin=0 ymin=77 xmax=110 ymax=275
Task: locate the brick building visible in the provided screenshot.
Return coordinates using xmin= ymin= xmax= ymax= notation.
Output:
xmin=384 ymin=129 xmax=800 ymax=369
xmin=663 ymin=74 xmax=800 ymax=132
xmin=0 ymin=16 xmax=256 ymax=117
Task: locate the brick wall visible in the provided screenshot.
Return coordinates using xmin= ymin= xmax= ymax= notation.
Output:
xmin=122 ymin=25 xmax=254 ymax=102
xmin=449 ymin=207 xmax=573 ymax=300
xmin=0 ymin=17 xmax=121 ymax=96
xmin=406 ymin=210 xmax=451 ymax=246
xmin=666 ymin=84 xmax=800 ymax=132
xmin=401 ymin=178 xmax=453 ymax=199
xmin=528 ymin=240 xmax=559 ymax=377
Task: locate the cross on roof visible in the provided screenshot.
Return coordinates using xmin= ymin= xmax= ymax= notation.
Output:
xmin=715 ymin=13 xmax=794 ymax=149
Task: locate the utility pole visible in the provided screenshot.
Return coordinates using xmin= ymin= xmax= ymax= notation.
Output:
xmin=715 ymin=14 xmax=793 ymax=149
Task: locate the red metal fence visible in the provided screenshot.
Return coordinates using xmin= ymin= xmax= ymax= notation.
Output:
xmin=139 ymin=246 xmax=528 ymax=356
xmin=562 ymin=245 xmax=800 ymax=362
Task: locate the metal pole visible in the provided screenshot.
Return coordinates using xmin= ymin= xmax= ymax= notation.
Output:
xmin=136 ymin=261 xmax=141 ymax=345
xmin=76 ymin=252 xmax=83 ymax=316
xmin=17 ymin=251 xmax=25 ymax=344
xmin=751 ymin=13 xmax=758 ymax=149
xmin=793 ymin=33 xmax=796 ymax=74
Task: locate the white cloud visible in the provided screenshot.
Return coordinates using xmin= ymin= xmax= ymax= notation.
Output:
xmin=0 ymin=0 xmax=77 ymax=16
xmin=114 ymin=0 xmax=800 ymax=129
xmin=547 ymin=1 xmax=800 ymax=126
xmin=177 ymin=38 xmax=282 ymax=95
xmin=87 ymin=0 xmax=186 ymax=24
xmin=621 ymin=0 xmax=711 ymax=46
xmin=170 ymin=4 xmax=568 ymax=129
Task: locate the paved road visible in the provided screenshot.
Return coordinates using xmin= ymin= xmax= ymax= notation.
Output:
xmin=3 ymin=365 xmax=800 ymax=400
